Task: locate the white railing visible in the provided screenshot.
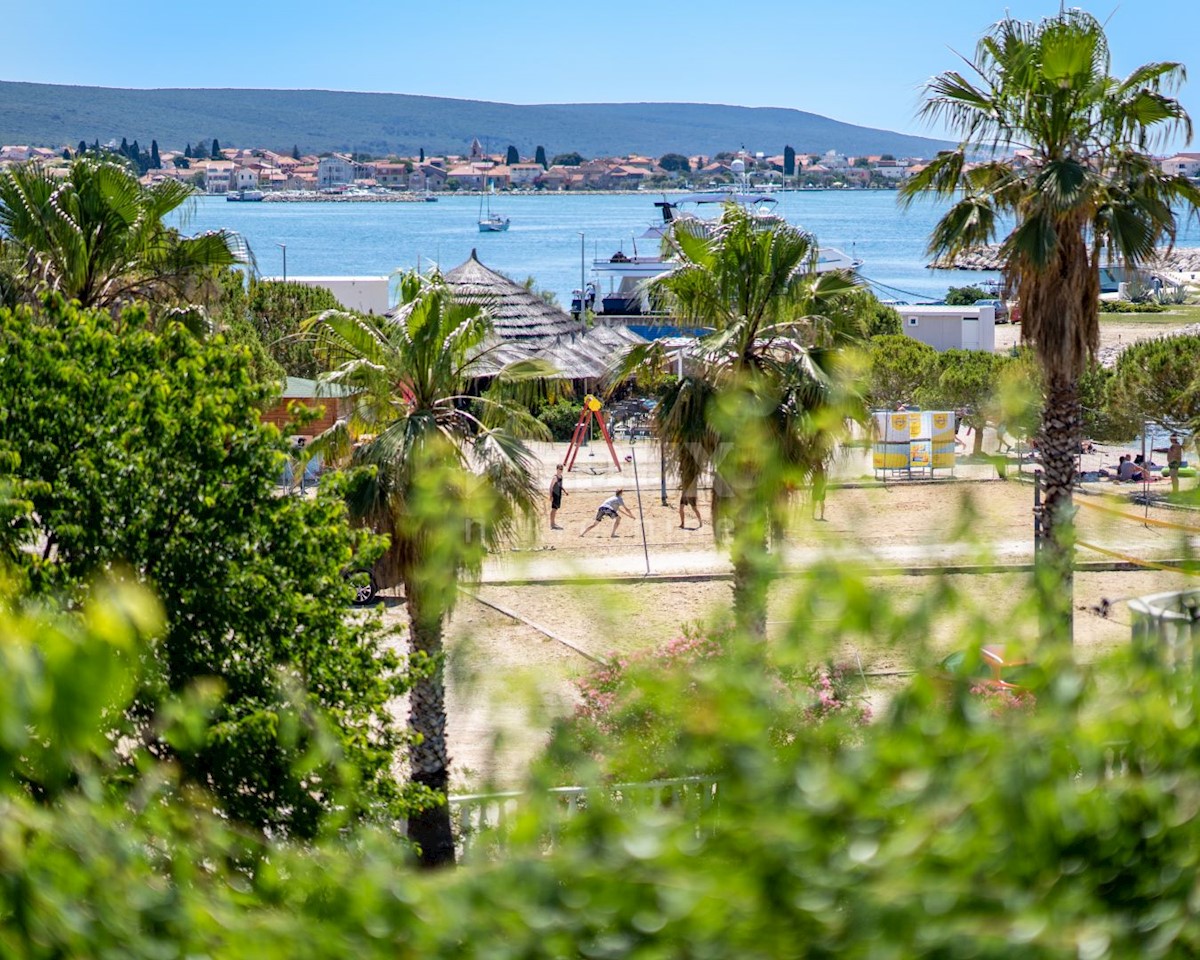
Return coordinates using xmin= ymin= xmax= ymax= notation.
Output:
xmin=449 ymin=776 xmax=720 ymax=860
xmin=1129 ymin=588 xmax=1200 ymax=673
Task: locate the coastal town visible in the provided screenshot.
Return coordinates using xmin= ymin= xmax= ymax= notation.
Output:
xmin=6 ymin=136 xmax=1197 ymax=196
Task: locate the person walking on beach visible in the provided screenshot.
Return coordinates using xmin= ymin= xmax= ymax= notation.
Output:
xmin=549 ymin=464 xmax=566 ymax=529
xmin=811 ymin=461 xmax=828 ymax=521
xmin=678 ymin=481 xmax=703 ymax=530
xmin=580 ymin=489 xmax=636 ymax=537
xmin=1168 ymin=435 xmax=1184 ymax=494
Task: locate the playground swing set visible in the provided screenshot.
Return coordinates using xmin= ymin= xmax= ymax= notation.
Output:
xmin=564 ymin=395 xmax=622 ymax=473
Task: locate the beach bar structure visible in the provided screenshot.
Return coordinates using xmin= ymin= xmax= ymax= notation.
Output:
xmin=898 ymin=304 xmax=996 ymax=352
xmin=872 ymin=410 xmax=957 ymax=479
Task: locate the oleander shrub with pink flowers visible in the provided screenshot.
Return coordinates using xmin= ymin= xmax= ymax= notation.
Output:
xmin=554 ymin=628 xmax=870 ymax=779
xmin=969 ymin=683 xmax=1037 ymax=718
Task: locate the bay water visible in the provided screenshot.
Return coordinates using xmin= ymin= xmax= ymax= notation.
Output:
xmin=175 ymin=191 xmax=1200 ymax=307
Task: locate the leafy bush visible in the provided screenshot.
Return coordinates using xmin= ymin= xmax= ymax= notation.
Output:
xmin=537 ymin=399 xmax=585 ymax=440
xmin=558 ymin=628 xmax=869 ymax=779
xmin=1099 ymin=300 xmax=1167 ymax=313
xmin=944 ymin=284 xmax=990 ymax=305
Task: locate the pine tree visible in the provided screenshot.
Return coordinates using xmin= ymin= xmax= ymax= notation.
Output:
xmin=211 ymin=138 xmax=221 ymax=159
xmin=150 ymin=141 xmax=161 ymax=169
xmin=292 ymin=144 xmax=301 ymax=161
xmin=506 ymin=144 xmax=519 ymax=165
xmin=535 ymin=145 xmax=547 ymax=169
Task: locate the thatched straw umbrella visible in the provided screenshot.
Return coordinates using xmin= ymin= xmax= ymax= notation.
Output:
xmin=440 ymin=249 xmax=645 ymax=380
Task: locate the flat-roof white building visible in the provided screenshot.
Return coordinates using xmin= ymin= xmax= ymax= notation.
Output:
xmin=897 ymin=304 xmax=996 ymax=352
xmin=260 ymin=276 xmax=391 ymax=315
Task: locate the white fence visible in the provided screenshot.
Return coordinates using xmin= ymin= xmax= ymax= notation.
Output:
xmin=449 ymin=776 xmax=720 ymax=860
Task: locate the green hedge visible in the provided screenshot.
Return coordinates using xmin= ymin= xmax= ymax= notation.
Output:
xmin=1099 ymin=300 xmax=1167 ymax=313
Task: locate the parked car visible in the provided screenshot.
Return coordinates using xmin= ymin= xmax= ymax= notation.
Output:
xmin=936 ymin=644 xmax=1036 ymax=692
xmin=973 ymin=298 xmax=1010 ymax=323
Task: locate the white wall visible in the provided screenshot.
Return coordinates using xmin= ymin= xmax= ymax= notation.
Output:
xmin=899 ymin=305 xmax=996 ymax=352
xmin=262 ymin=276 xmax=392 ymax=315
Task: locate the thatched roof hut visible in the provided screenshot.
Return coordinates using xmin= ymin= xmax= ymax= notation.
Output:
xmin=440 ymin=249 xmax=645 ymax=380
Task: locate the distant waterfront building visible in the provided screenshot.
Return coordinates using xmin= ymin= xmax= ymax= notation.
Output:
xmin=1160 ymin=153 xmax=1200 ymax=178
xmin=202 ymin=160 xmax=235 ymax=194
xmin=317 ymin=155 xmax=354 ymax=188
xmin=509 ymin=162 xmax=544 ymax=186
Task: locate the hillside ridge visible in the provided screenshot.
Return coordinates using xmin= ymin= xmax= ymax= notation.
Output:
xmin=0 ymin=81 xmax=951 ymax=158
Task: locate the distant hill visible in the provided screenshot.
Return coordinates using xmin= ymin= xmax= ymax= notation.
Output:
xmin=0 ymin=81 xmax=951 ymax=160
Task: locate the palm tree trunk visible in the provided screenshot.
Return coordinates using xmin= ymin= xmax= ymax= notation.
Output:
xmin=731 ymin=550 xmax=769 ymax=638
xmin=404 ymin=580 xmax=456 ymax=868
xmin=730 ymin=501 xmax=771 ymax=639
xmin=1036 ymin=374 xmax=1079 ymax=645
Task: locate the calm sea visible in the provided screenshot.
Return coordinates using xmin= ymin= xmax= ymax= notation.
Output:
xmin=174 ymin=191 xmax=1200 ymax=307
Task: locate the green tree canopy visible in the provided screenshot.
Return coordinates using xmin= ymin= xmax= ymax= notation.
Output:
xmin=1108 ymin=334 xmax=1200 ymax=447
xmin=658 ymin=153 xmax=691 ymax=173
xmin=550 ymin=152 xmax=585 ymax=167
xmin=944 ymin=284 xmax=990 ymax=305
xmin=0 ymin=295 xmax=410 ymax=837
xmin=866 ymin=334 xmax=937 ymax=410
xmin=921 ymin=348 xmax=1009 ymax=454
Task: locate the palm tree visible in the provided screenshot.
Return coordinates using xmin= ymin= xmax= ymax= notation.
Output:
xmin=305 ymin=272 xmax=551 ymax=867
xmin=626 ymin=204 xmax=860 ymax=636
xmin=901 ymin=10 xmax=1200 ymax=642
xmin=0 ymin=157 xmax=245 ymax=315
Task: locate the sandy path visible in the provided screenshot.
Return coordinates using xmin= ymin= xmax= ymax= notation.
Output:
xmin=994 ymin=311 xmax=1195 ymax=354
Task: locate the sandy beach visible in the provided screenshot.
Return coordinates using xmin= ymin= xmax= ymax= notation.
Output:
xmin=375 ymin=436 xmax=1200 ymax=788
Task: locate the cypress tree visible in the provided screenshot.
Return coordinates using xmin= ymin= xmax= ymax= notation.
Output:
xmin=535 ymin=145 xmax=547 ymax=169
xmin=784 ymin=145 xmax=796 ymax=177
xmin=77 ymin=140 xmax=87 ymax=156
xmin=150 ymin=140 xmax=161 ymax=169
xmin=211 ymin=138 xmax=221 ymax=159
xmin=419 ymin=147 xmax=425 ymax=163
xmin=120 ymin=137 xmax=130 ymax=157
xmin=506 ymin=144 xmax=519 ymax=165
xmin=184 ymin=143 xmax=192 ymax=159
xmin=130 ymin=139 xmax=140 ymax=159
xmin=62 ymin=148 xmax=72 ymax=161
xmin=91 ymin=139 xmax=100 ymax=153
xmin=292 ymin=144 xmax=301 ymax=160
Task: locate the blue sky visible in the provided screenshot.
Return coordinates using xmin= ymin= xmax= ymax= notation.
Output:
xmin=5 ymin=1 xmax=1199 ymax=149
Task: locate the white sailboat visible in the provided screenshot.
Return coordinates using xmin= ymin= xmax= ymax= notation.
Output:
xmin=478 ymin=181 xmax=509 ymax=232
